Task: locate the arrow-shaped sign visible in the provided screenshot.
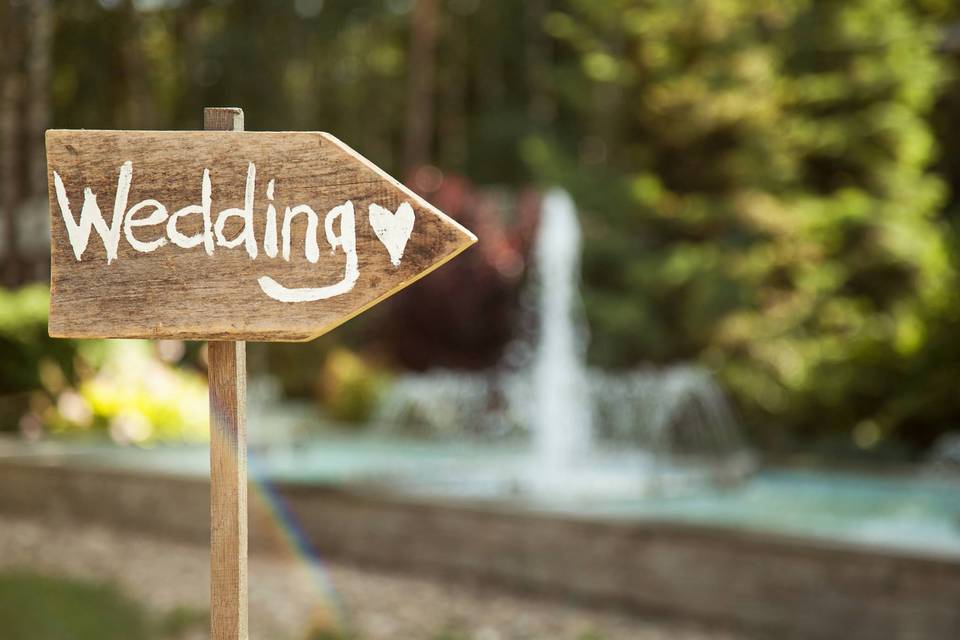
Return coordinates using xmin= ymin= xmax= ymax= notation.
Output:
xmin=45 ymin=130 xmax=476 ymax=341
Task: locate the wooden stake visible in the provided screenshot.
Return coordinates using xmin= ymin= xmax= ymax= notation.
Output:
xmin=206 ymin=107 xmax=248 ymax=640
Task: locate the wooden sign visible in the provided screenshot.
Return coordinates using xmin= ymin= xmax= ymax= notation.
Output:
xmin=45 ymin=129 xmax=476 ymax=341
xmin=45 ymin=109 xmax=474 ymax=640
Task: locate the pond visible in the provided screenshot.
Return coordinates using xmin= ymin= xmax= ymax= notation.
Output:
xmin=9 ymin=436 xmax=960 ymax=559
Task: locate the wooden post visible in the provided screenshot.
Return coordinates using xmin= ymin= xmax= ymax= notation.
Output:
xmin=205 ymin=107 xmax=248 ymax=640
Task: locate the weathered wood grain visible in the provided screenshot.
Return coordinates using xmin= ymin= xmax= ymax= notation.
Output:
xmin=208 ymin=339 xmax=248 ymax=640
xmin=206 ymin=107 xmax=248 ymax=640
xmin=46 ymin=128 xmax=475 ymax=340
xmin=204 ymin=106 xmax=244 ymax=132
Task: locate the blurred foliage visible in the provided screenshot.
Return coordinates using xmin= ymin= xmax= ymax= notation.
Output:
xmin=1 ymin=0 xmax=958 ymax=453
xmin=255 ymin=339 xmax=389 ymax=425
xmin=317 ymin=348 xmax=389 ymax=424
xmin=154 ymin=605 xmax=209 ymax=638
xmin=0 ymin=285 xmax=80 ymax=394
xmin=376 ymin=177 xmax=539 ymax=371
xmin=0 ymin=285 xmax=82 ymax=433
xmin=306 ymin=627 xmax=361 ymax=640
xmin=522 ymin=0 xmax=960 ymax=452
xmin=69 ymin=341 xmax=209 ymax=443
xmin=0 ymin=571 xmax=206 ymax=640
xmin=0 ymin=286 xmax=208 ymax=443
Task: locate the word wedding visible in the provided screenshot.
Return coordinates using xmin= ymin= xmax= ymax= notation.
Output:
xmin=52 ymin=161 xmax=416 ymax=303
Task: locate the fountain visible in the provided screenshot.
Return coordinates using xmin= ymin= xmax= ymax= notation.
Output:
xmin=373 ymin=188 xmax=752 ymax=498
xmin=528 ymin=189 xmax=593 ymax=475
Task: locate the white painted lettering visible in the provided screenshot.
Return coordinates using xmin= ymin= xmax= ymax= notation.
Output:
xmin=263 ymin=179 xmax=279 ymax=258
xmin=214 ymin=162 xmax=258 ymax=259
xmin=53 ymin=160 xmax=132 ymax=263
xmin=124 ymin=199 xmax=168 ymax=253
xmin=52 ymin=162 xmax=413 ymax=303
xmin=258 ymin=200 xmax=359 ymax=302
xmin=281 ymin=204 xmax=320 ymax=263
xmin=167 ymin=168 xmax=214 ymax=253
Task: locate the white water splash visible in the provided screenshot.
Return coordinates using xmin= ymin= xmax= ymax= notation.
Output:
xmin=529 ymin=189 xmax=593 ymax=473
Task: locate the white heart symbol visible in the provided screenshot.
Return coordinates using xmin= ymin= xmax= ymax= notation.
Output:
xmin=369 ymin=201 xmax=415 ymax=266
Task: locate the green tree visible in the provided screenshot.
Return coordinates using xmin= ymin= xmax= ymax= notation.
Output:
xmin=22 ymin=0 xmax=960 ymax=452
xmin=527 ymin=0 xmax=956 ymax=451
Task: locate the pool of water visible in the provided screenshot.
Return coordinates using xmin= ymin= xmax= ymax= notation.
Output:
xmin=4 ymin=436 xmax=960 ymax=558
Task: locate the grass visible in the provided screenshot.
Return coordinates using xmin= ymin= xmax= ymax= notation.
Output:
xmin=0 ymin=571 xmax=609 ymax=640
xmin=0 ymin=571 xmax=207 ymax=640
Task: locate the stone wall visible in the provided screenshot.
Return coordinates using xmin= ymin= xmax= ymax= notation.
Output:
xmin=1 ymin=459 xmax=958 ymax=639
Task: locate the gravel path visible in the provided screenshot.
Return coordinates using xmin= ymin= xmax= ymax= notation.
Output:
xmin=0 ymin=515 xmax=740 ymax=640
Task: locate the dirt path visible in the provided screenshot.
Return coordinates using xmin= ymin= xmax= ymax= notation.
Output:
xmin=0 ymin=514 xmax=739 ymax=640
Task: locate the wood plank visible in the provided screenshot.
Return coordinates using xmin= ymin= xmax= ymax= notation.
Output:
xmin=206 ymin=107 xmax=247 ymax=640
xmin=209 ymin=340 xmax=248 ymax=640
xmin=45 ymin=128 xmax=476 ymax=340
xmin=204 ymin=106 xmax=244 ymax=132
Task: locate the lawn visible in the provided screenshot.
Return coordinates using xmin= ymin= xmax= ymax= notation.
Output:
xmin=0 ymin=571 xmax=206 ymax=640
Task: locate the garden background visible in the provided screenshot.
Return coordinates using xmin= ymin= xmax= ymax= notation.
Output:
xmin=3 ymin=0 xmax=960 ymax=464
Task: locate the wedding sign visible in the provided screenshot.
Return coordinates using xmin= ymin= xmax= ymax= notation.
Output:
xmin=45 ymin=129 xmax=475 ymax=341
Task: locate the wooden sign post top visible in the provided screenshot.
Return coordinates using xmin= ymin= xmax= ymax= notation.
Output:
xmin=45 ymin=127 xmax=476 ymax=341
